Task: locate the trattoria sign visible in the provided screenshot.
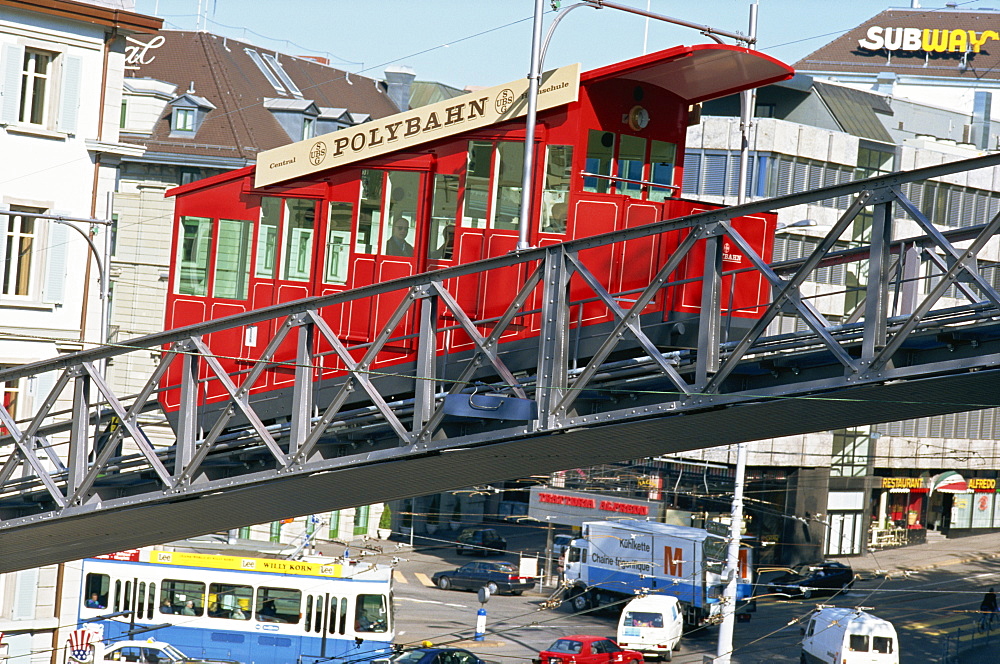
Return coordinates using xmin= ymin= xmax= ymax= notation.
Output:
xmin=859 ymin=26 xmax=1000 ymax=53
xmin=255 ymin=63 xmax=580 ymax=188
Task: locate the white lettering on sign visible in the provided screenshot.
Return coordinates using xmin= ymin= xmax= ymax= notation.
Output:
xmin=858 ymin=26 xmax=1000 ymax=53
xmin=125 ymin=35 xmax=165 ymax=69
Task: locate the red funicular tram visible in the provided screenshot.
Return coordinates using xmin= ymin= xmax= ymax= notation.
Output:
xmin=164 ymin=44 xmax=793 ymax=425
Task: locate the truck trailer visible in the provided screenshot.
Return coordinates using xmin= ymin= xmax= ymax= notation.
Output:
xmin=562 ymin=520 xmax=752 ymax=627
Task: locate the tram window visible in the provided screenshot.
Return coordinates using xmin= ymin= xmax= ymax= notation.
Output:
xmin=148 ymin=582 xmax=156 ymax=619
xmin=256 ymin=197 xmax=280 ymax=278
xmin=305 ymin=594 xmax=314 ymax=632
xmin=649 ymin=140 xmax=677 ymax=202
xmin=137 ymin=582 xmax=146 ymax=619
xmin=282 ymin=199 xmax=315 ymax=281
xmin=113 ymin=579 xmax=122 ymax=612
xmin=355 ymin=593 xmax=388 ymax=633
xmin=585 ymin=130 xmax=615 ymax=194
xmin=384 ymin=170 xmax=419 ymax=257
xmin=617 ymin=134 xmax=646 ymax=198
xmin=83 ymin=573 xmax=109 ymax=609
xmin=177 ymin=216 xmax=213 ymax=296
xmin=208 ymin=582 xmax=252 ymax=620
xmin=338 ymin=596 xmax=348 ymax=634
xmin=428 ymin=174 xmax=459 ymax=260
xmin=462 ymin=141 xmax=492 ymax=229
xmin=541 ymin=145 xmax=573 ymax=234
xmin=313 ymin=596 xmax=323 ymax=633
xmin=160 ymin=579 xmax=205 ymax=616
xmin=357 ymin=170 xmax=383 ymax=254
xmin=328 ymin=596 xmax=339 ymax=634
xmin=214 ymin=219 xmax=252 ymax=299
xmin=325 ymin=202 xmax=353 ymax=284
xmin=256 ymin=587 xmax=301 ymax=624
xmin=494 ymin=141 xmax=524 ymax=230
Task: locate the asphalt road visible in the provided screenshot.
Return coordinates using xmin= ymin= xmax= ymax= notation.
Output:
xmin=342 ymin=525 xmax=1000 ymax=663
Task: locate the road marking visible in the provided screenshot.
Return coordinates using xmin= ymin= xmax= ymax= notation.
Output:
xmin=393 ymin=570 xmax=408 ymax=583
xmin=414 ymin=572 xmax=434 ymax=587
xmin=396 ymin=596 xmax=468 ymax=608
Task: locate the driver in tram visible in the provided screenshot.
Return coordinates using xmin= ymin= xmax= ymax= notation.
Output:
xmin=386 ymin=215 xmax=414 ymax=257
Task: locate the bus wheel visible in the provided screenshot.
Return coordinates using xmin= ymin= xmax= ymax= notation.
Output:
xmin=571 ymin=592 xmax=590 ymax=612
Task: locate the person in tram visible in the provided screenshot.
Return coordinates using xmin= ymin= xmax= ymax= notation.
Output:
xmin=181 ymin=600 xmax=197 ymax=616
xmin=431 ymin=224 xmax=455 ymax=260
xmin=386 ymin=214 xmax=414 ymax=257
xmin=85 ymin=592 xmax=105 ymax=609
xmin=544 ymin=202 xmax=567 ymax=234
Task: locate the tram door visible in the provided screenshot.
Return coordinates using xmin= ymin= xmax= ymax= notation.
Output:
xmin=250 ymin=196 xmax=324 ymax=389
xmin=108 ymin=577 xmax=157 ymax=640
xmin=350 ymin=168 xmax=428 ymax=355
xmin=302 ymin=593 xmax=347 ymax=660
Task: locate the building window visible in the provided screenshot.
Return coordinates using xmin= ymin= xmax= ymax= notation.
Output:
xmin=174 ymin=108 xmax=194 ymax=132
xmin=2 ymin=207 xmax=40 ymax=297
xmin=328 ymin=510 xmax=340 ymax=539
xmin=830 ymin=427 xmax=872 ymax=478
xmin=20 ymin=49 xmax=52 ymax=126
xmin=269 ymin=521 xmax=281 ymax=543
xmin=302 ymin=117 xmax=314 ymax=140
xmin=353 ymin=505 xmax=370 ymax=536
xmin=120 ymin=100 xmax=127 ymax=129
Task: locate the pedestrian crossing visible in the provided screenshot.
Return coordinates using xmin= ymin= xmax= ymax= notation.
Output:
xmin=394 ymin=570 xmax=436 ymax=586
xmin=900 ymin=612 xmax=995 ymax=641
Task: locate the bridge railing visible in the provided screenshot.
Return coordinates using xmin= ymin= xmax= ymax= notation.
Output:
xmin=3 ymin=151 xmax=1000 ymax=532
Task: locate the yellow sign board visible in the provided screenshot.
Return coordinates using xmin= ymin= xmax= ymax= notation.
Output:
xmin=149 ymin=550 xmax=344 ymax=577
xmin=858 ymin=26 xmax=1000 ymax=54
xmin=255 ymin=63 xmax=581 ymax=188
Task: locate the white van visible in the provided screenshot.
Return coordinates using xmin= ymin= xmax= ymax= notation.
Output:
xmin=801 ymin=607 xmax=898 ymax=664
xmin=616 ymin=595 xmax=683 ymax=661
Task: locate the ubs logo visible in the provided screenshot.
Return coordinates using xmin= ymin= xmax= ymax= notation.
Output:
xmin=309 ymin=141 xmax=327 ymax=166
xmin=495 ymin=89 xmax=515 ymax=114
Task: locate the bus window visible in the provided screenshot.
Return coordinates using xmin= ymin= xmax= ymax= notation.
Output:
xmin=84 ymin=573 xmax=109 ymax=609
xmin=325 ymin=202 xmax=353 ymax=284
xmin=209 ymin=582 xmax=252 ymax=620
xmin=355 ymin=593 xmax=388 ymax=633
xmin=256 ymin=587 xmax=301 ymax=624
xmin=282 ymin=199 xmax=315 ymax=281
xmin=428 ymin=174 xmax=459 ymax=260
xmin=873 ymin=637 xmax=893 ymax=654
xmin=160 ymin=579 xmax=205 ymax=616
xmin=617 ymin=134 xmax=646 ymax=198
xmin=357 ymin=170 xmax=383 ymax=254
xmin=214 ymin=219 xmax=252 ymax=299
xmin=585 ymin=130 xmax=615 ymax=194
xmin=256 ymin=197 xmax=280 ymax=278
xmin=383 ymin=171 xmax=419 ymax=257
xmin=541 ymin=145 xmax=572 ymax=234
xmin=176 ymin=216 xmax=213 ymax=295
xmin=493 ymin=141 xmax=524 ymax=230
xmin=649 ymin=140 xmax=676 ymax=202
xmin=849 ymin=634 xmax=869 ymax=652
xmin=463 ymin=141 xmax=492 ymax=229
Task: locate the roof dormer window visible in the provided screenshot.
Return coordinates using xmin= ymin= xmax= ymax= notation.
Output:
xmin=167 ymin=90 xmax=215 ymax=138
xmin=174 ymin=107 xmax=194 ymax=132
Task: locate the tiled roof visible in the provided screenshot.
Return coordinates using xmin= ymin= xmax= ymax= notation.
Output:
xmin=795 ymin=9 xmax=1000 ymax=82
xmin=122 ymin=30 xmax=400 ymax=161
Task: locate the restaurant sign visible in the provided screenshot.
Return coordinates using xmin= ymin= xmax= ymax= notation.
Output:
xmin=859 ymin=26 xmax=1000 ymax=53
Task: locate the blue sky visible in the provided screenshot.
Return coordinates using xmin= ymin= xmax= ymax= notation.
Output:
xmin=133 ymin=1 xmax=958 ymax=88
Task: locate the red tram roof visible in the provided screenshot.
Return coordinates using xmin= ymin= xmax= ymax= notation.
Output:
xmin=167 ymin=44 xmax=792 ymax=198
xmin=582 ymin=43 xmax=793 ymax=104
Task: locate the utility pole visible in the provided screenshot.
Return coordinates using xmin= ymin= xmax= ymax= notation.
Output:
xmin=716 ymin=5 xmax=758 ymax=663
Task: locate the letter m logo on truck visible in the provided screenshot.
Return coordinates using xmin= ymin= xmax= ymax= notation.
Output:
xmin=664 ymin=547 xmax=683 ymax=577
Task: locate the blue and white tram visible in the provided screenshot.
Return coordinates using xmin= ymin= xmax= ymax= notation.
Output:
xmin=78 ymin=549 xmax=394 ymax=664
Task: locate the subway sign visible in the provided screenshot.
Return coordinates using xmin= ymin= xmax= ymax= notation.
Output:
xmin=859 ymin=26 xmax=1000 ymax=53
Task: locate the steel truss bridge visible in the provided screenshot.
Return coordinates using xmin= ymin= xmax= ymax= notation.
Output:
xmin=5 ymin=154 xmax=1000 ymax=571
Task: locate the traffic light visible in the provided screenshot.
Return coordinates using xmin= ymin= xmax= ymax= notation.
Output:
xmin=551 ymin=1 xmax=561 ymax=9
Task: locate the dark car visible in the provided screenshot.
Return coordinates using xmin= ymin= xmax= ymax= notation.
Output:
xmin=767 ymin=561 xmax=855 ymax=598
xmin=456 ymin=528 xmax=507 ymax=555
xmin=432 ymin=560 xmax=535 ymax=595
xmin=532 ymin=636 xmax=643 ymax=664
xmin=374 ymin=648 xmax=496 ymax=664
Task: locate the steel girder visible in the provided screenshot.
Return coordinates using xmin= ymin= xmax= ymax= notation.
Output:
xmin=4 ymin=153 xmax=1000 ymax=568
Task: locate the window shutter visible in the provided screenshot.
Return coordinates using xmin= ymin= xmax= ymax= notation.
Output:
xmin=681 ymin=152 xmax=701 ymax=195
xmin=13 ymin=567 xmax=39 ymax=619
xmin=1 ymin=43 xmax=24 ymax=124
xmin=57 ymin=54 xmax=82 ymax=134
xmin=43 ymin=221 xmax=68 ymax=304
xmin=704 ymin=153 xmax=726 ymax=195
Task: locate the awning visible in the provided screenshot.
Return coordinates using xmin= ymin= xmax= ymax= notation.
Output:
xmin=931 ymin=471 xmax=968 ymax=493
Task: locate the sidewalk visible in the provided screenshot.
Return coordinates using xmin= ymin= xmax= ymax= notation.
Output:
xmin=841 ymin=530 xmax=1000 ymax=577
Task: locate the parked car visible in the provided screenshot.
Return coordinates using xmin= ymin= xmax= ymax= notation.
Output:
xmin=456 ymin=528 xmax=507 ymax=555
xmin=432 ymin=561 xmax=535 ymax=595
xmin=374 ymin=648 xmax=496 ymax=664
xmin=767 ymin=561 xmax=855 ymax=598
xmin=103 ymin=641 xmax=241 ymax=664
xmin=533 ymin=636 xmax=643 ymax=664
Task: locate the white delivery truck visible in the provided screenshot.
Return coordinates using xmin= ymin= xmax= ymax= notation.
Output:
xmin=563 ymin=520 xmax=752 ymax=627
xmin=801 ymin=607 xmax=898 ymax=664
xmin=616 ymin=595 xmax=684 ymax=661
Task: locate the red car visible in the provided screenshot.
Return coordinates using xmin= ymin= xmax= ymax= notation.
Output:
xmin=533 ymin=636 xmax=643 ymax=664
